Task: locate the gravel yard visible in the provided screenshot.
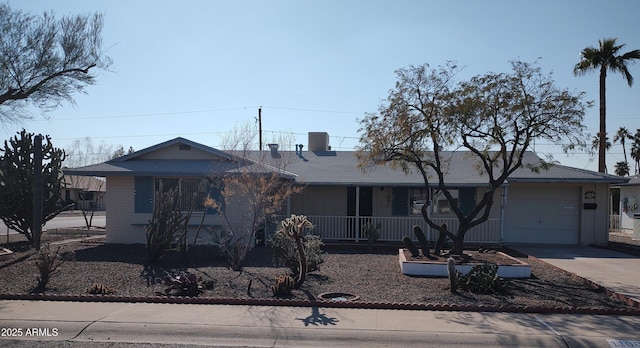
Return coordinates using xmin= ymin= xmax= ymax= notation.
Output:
xmin=0 ymin=231 xmax=637 ymax=313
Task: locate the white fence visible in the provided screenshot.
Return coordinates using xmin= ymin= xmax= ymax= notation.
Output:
xmin=271 ymin=215 xmax=501 ymax=244
xmin=609 ymin=214 xmax=621 ymax=232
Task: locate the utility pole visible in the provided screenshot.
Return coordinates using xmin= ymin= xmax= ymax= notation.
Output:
xmin=258 ymin=106 xmax=263 ymax=151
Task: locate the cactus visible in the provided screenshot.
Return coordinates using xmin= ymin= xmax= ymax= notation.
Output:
xmin=457 ymin=262 xmax=509 ymax=295
xmin=413 ymin=225 xmax=430 ymax=257
xmin=434 ymin=223 xmax=448 ymax=256
xmin=447 ymin=257 xmax=457 ymax=293
xmin=402 ymin=236 xmax=419 ymax=257
xmin=362 ymin=222 xmax=381 ymax=248
xmin=271 ymin=275 xmax=294 ymax=297
xmin=277 ymin=215 xmax=314 ymax=289
xmin=86 ymin=283 xmax=117 ymax=295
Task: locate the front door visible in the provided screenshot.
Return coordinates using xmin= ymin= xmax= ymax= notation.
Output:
xmin=347 ymin=187 xmax=373 ymax=240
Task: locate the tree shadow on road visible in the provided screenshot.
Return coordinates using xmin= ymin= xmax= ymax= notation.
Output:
xmin=296 ymin=306 xmax=340 ymax=327
xmin=296 ymin=290 xmax=340 ymax=327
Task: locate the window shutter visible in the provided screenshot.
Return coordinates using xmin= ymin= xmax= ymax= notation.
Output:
xmin=392 ymin=187 xmax=409 ymax=216
xmin=459 ymin=187 xmax=476 ymax=216
xmin=134 ymin=176 xmax=153 ymax=213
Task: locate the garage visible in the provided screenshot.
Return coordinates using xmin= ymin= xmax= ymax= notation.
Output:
xmin=503 ymin=184 xmax=581 ymax=245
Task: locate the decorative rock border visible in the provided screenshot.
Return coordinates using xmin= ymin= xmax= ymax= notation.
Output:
xmin=1 ymin=287 xmax=638 ymax=316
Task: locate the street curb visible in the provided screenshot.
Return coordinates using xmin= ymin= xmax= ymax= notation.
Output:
xmin=1 ymin=291 xmax=638 ymax=316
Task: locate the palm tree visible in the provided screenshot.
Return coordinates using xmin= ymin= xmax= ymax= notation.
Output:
xmin=613 ymin=126 xmax=633 ymax=164
xmin=591 ymin=133 xmax=611 ymax=151
xmin=591 ymin=133 xmax=612 ymax=172
xmin=574 ymin=38 xmax=640 ymax=173
xmin=614 ymin=161 xmax=630 ymax=177
xmin=631 ymin=129 xmax=640 ymax=175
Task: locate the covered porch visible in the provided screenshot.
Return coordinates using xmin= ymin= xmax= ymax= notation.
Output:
xmin=270 ymin=215 xmax=501 ymax=244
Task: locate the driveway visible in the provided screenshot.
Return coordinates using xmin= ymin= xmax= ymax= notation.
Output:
xmin=514 ymin=245 xmax=640 ymax=305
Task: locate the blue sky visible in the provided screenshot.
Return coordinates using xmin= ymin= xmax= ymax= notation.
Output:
xmin=3 ymin=0 xmax=640 ymax=172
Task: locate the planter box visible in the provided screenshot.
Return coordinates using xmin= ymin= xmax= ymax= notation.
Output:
xmin=0 ymin=247 xmax=13 ymax=260
xmin=399 ymin=249 xmax=531 ymax=278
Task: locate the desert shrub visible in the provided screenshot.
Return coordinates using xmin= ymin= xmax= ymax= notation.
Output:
xmin=457 ymin=262 xmax=509 ymax=295
xmin=207 ymin=228 xmax=248 ymax=271
xmin=159 ymin=272 xmax=203 ymax=297
xmin=145 ymin=181 xmax=195 ymax=262
xmin=33 ymin=244 xmax=65 ymax=292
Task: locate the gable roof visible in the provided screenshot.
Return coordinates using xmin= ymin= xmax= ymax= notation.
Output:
xmin=64 ymin=137 xmax=628 ymax=186
xmin=241 ymin=150 xmax=628 ymax=186
xmin=110 ymin=137 xmax=237 ymax=163
xmin=64 ymin=137 xmax=297 ymax=179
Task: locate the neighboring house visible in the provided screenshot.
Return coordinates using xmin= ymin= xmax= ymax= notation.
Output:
xmin=616 ymin=177 xmax=640 ymax=238
xmin=62 ymin=175 xmax=106 ymax=211
xmin=65 ymin=133 xmax=628 ymax=246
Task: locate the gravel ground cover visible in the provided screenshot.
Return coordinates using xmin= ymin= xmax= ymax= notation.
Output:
xmin=0 ymin=232 xmax=637 ymax=313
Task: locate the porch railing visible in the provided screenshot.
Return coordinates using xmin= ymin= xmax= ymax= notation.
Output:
xmin=609 ymin=214 xmax=621 ymax=232
xmin=271 ymin=215 xmax=501 ymax=244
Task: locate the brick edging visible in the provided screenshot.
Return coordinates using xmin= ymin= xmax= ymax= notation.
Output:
xmin=0 ymin=291 xmax=638 ymax=316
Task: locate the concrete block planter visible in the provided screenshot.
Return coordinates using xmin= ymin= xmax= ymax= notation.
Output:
xmin=399 ymin=249 xmax=531 ymax=278
xmin=0 ymin=247 xmax=13 ymax=260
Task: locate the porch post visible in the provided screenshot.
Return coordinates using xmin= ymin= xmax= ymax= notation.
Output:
xmin=500 ymin=185 xmax=508 ymax=245
xmin=355 ymin=186 xmax=360 ymax=243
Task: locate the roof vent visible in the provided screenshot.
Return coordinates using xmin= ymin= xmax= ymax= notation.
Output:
xmin=179 ymin=144 xmax=191 ymax=151
xmin=268 ymin=143 xmax=280 ymax=158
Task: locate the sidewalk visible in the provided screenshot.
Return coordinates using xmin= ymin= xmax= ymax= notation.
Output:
xmin=514 ymin=245 xmax=640 ymax=305
xmin=1 ymin=300 xmax=639 ymax=347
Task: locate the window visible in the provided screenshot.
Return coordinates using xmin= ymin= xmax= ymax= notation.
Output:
xmin=78 ymin=190 xmax=94 ymax=201
xmin=432 ymin=189 xmax=458 ymax=215
xmin=431 ymin=188 xmax=476 ymax=216
xmin=154 ymin=178 xmax=211 ymax=212
xmin=409 ymin=188 xmax=428 ymax=215
xmin=408 ymin=187 xmax=461 ymax=216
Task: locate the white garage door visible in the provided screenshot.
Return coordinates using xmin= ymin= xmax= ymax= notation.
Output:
xmin=504 ymin=184 xmax=580 ymax=244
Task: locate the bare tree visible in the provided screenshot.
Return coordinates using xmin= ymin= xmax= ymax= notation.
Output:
xmin=63 ymin=137 xmax=113 ymax=228
xmin=0 ymin=4 xmax=111 ymax=123
xmin=206 ymin=122 xmax=303 ymax=271
xmin=110 ymin=145 xmax=135 ymax=160
xmin=357 ymin=61 xmax=589 ymax=255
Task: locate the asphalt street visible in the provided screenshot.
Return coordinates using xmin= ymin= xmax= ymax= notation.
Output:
xmin=0 ymin=213 xmax=105 ymax=235
xmin=1 ymin=301 xmax=640 ymax=347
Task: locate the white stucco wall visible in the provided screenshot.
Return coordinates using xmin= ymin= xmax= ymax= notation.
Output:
xmin=105 ymin=175 xmax=228 ymax=244
xmin=619 ymin=185 xmax=640 ymax=233
xmin=290 ymin=186 xmax=348 ymax=216
xmin=105 ymin=176 xmax=142 ymax=244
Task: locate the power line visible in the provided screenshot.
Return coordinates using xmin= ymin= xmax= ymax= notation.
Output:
xmin=29 ymin=105 xmax=366 ymax=122
xmin=32 ymin=107 xmax=251 ymax=121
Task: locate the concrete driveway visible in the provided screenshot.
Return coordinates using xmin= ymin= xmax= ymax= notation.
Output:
xmin=514 ymin=245 xmax=640 ymax=305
